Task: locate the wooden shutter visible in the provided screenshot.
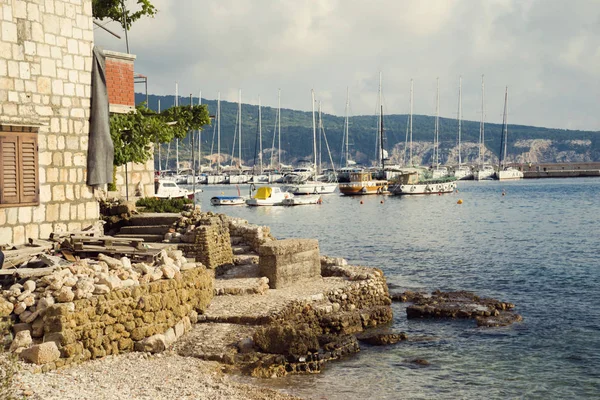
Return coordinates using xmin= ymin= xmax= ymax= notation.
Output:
xmin=0 ymin=132 xmax=39 ymax=206
xmin=19 ymin=134 xmax=39 ymax=204
xmin=0 ymin=135 xmax=20 ymax=204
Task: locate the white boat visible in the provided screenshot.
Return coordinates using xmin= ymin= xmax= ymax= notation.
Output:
xmin=283 ymin=181 xmax=337 ymax=195
xmin=474 ymin=75 xmax=495 ymax=181
xmin=496 ymin=87 xmax=524 ymax=181
xmin=389 ymin=170 xmax=457 ymax=195
xmin=474 ymin=165 xmax=496 ymax=180
xmin=451 ymin=77 xmax=474 ymax=181
xmin=210 ymin=195 xmax=247 ymax=206
xmin=497 ymin=167 xmax=523 ymax=181
xmin=245 ymin=186 xmax=293 ymax=206
xmin=281 ymin=194 xmax=322 ymax=206
xmin=154 ymin=180 xmax=202 ymax=200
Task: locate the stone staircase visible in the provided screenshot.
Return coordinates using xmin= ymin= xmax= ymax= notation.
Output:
xmin=114 ymin=213 xmax=181 ymax=243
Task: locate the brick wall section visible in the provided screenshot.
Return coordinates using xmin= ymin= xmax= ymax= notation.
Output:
xmin=40 ymin=267 xmax=214 ymax=369
xmin=104 ymin=50 xmax=135 ymax=110
xmin=0 ymin=0 xmax=99 ymax=245
xmin=259 ymin=239 xmax=321 ymax=289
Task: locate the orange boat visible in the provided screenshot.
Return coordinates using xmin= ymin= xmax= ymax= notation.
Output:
xmin=338 ymin=171 xmax=388 ymax=195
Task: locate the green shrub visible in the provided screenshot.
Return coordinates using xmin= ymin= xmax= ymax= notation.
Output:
xmin=135 ymin=197 xmax=192 ymax=213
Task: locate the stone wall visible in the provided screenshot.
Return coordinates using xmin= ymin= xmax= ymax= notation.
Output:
xmin=0 ymin=0 xmax=98 ymax=245
xmin=114 ymin=156 xmax=155 ymax=200
xmin=259 ymin=239 xmax=321 ymax=289
xmin=40 ymin=267 xmax=213 ymax=369
xmin=180 ymin=214 xmax=233 ymax=269
xmin=228 ymin=218 xmax=274 ymax=252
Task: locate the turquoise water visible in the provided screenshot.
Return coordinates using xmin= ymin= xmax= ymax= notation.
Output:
xmin=199 ymin=179 xmax=600 ymax=399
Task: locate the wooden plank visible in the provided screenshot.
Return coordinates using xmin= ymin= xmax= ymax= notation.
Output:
xmin=69 ymin=235 xmax=144 ymax=243
xmin=0 ymin=266 xmax=59 ymax=278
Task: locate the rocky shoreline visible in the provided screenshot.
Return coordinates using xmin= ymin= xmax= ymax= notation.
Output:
xmin=1 ymin=209 xmax=523 ymax=399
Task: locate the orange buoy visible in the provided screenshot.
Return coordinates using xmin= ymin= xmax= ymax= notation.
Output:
xmin=457 ymin=199 xmax=463 ymax=204
xmin=380 ymin=200 xmax=384 ymax=204
xmin=360 ymin=200 xmax=364 ymax=204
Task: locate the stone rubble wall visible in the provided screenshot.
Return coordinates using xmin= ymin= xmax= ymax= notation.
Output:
xmin=179 ymin=214 xmax=233 ymax=269
xmin=227 ymin=217 xmax=274 ymax=252
xmin=39 ymin=267 xmax=213 ymax=371
xmin=0 ymin=0 xmax=99 ymax=245
xmin=259 ymin=239 xmax=321 ymax=289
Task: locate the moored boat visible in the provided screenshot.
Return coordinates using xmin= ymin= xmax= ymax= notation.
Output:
xmin=281 ymin=194 xmax=322 ymax=206
xmin=210 ymin=196 xmax=247 ymax=206
xmin=154 ymin=180 xmax=202 ymax=200
xmin=389 ymin=170 xmax=457 ymax=195
xmin=339 ymin=171 xmax=388 ymax=195
xmin=245 ymin=186 xmax=293 ymax=206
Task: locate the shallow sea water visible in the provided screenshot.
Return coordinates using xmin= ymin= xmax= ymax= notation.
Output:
xmin=196 ymin=178 xmax=600 ymax=399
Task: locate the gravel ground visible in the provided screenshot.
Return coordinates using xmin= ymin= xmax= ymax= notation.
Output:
xmin=15 ymin=352 xmax=299 ymax=400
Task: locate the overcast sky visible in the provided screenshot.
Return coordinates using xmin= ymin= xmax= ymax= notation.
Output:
xmin=94 ymin=0 xmax=600 ymax=131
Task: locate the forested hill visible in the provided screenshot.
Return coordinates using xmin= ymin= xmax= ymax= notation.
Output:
xmin=136 ymin=93 xmax=600 ymax=167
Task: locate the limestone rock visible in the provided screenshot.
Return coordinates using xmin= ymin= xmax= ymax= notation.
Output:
xmin=164 ymin=328 xmax=177 ymax=346
xmin=31 ymin=318 xmax=45 ymax=338
xmin=0 ymin=297 xmax=14 ymax=317
xmin=37 ymin=296 xmax=55 ymax=311
xmin=93 ymin=284 xmax=110 ymax=295
xmin=9 ymin=330 xmax=32 ymax=352
xmin=12 ymin=323 xmax=31 ymax=334
xmin=161 ymin=264 xmax=177 ymax=280
xmin=23 ymin=295 xmax=36 ymax=307
xmin=20 ymin=342 xmax=61 ymax=365
xmin=56 ymin=287 xmax=75 ymax=302
xmin=120 ymin=257 xmax=132 ymax=270
xmin=134 ymin=334 xmax=167 ymax=353
xmin=14 ymin=302 xmax=27 ymax=315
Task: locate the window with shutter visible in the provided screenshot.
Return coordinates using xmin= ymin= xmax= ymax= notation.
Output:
xmin=0 ymin=127 xmax=40 ymax=207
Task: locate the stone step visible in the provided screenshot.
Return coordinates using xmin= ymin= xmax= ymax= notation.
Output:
xmin=128 ymin=213 xmax=181 ymax=227
xmin=214 ymin=277 xmax=269 ymax=296
xmin=119 ymin=225 xmax=172 ymax=235
xmin=232 ymin=245 xmax=252 ymax=255
xmin=114 ymin=233 xmax=165 ymax=243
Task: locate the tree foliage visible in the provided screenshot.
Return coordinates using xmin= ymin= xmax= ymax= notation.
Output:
xmin=110 ymin=103 xmax=210 ymax=167
xmin=92 ymin=0 xmax=157 ymax=30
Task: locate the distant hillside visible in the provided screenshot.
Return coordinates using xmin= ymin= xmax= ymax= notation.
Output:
xmin=136 ymin=93 xmax=600 ymax=169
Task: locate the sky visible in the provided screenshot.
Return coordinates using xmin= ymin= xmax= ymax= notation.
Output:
xmin=94 ymin=0 xmax=600 ymax=131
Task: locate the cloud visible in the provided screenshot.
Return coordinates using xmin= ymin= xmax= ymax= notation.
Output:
xmin=94 ymin=0 xmax=600 ymax=130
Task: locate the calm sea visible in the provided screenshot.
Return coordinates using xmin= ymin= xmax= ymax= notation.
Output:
xmin=196 ymin=178 xmax=600 ymax=399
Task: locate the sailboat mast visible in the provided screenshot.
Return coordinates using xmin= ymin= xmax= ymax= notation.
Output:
xmin=238 ymin=89 xmax=242 ymax=167
xmin=318 ymin=101 xmax=323 ymax=174
xmin=345 ymin=87 xmax=349 ymax=167
xmin=197 ymin=91 xmax=201 ymax=173
xmin=378 ymin=72 xmax=383 ymax=168
xmin=435 ymin=77 xmax=440 ymax=167
xmin=175 ymin=82 xmax=179 ymax=173
xmin=278 ymin=89 xmax=281 ymax=170
xmin=501 ymin=86 xmax=509 ymax=169
xmin=409 ymin=78 xmax=413 ymax=166
xmin=479 ymin=75 xmax=485 ymax=166
xmin=217 ymin=92 xmax=221 ymax=174
xmin=458 ymin=76 xmax=462 ymax=166
xmin=258 ymin=96 xmax=263 ymax=174
xmin=311 ymin=89 xmax=317 ymax=178
xmin=158 ymin=99 xmax=162 ymax=173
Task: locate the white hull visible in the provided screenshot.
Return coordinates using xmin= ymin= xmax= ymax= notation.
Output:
xmin=245 ymin=186 xmax=293 ymax=206
xmin=282 ymin=181 xmax=337 ymax=195
xmin=474 ymin=166 xmax=495 ymax=181
xmin=497 ymin=168 xmax=523 ymax=181
xmin=452 ymin=167 xmax=473 ymax=180
xmin=281 ymin=194 xmax=322 ymax=206
xmin=391 ymin=181 xmax=457 ymax=195
xmin=207 ymin=175 xmax=227 ymax=184
xmin=228 ymin=175 xmax=250 ymax=184
xmin=210 ymin=196 xmax=247 ymax=206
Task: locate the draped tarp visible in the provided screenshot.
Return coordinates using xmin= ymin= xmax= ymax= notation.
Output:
xmin=87 ymin=46 xmax=114 ymax=186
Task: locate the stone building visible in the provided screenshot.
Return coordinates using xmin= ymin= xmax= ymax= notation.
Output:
xmin=0 ymin=0 xmax=99 ymax=245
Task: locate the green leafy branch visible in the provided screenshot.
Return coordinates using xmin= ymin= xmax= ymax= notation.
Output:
xmin=92 ymin=0 xmax=157 ymax=30
xmin=109 ymin=103 xmax=210 ymax=167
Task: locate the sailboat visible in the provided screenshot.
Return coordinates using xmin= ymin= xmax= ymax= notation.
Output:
xmin=496 ymin=87 xmax=524 ymax=181
xmin=339 ymin=75 xmax=388 ymax=195
xmin=474 ymin=75 xmax=495 ymax=181
xmin=430 ymin=78 xmax=449 ymax=179
xmin=390 ymin=78 xmax=457 ymax=196
xmin=228 ymin=90 xmax=251 ymax=184
xmin=282 ymin=90 xmax=337 ymax=195
xmin=451 ymin=77 xmax=474 ymax=180
xmin=207 ymin=92 xmax=227 ymax=184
